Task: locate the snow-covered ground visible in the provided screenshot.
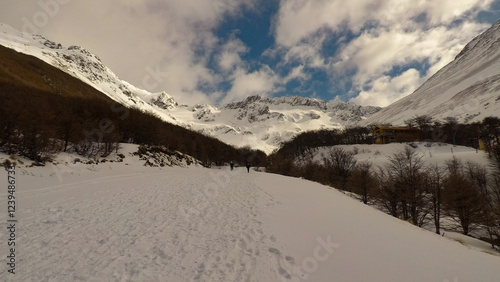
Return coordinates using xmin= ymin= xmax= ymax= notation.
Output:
xmin=1 ymin=145 xmax=500 ymax=281
xmin=311 ymin=142 xmax=491 ymax=168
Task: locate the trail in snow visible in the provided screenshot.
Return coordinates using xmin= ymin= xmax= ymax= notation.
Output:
xmin=0 ymin=166 xmax=284 ymax=281
xmin=1 ymin=153 xmax=500 ymax=281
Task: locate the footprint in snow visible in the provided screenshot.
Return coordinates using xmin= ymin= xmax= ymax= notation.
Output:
xmin=268 ymin=247 xmax=280 ymax=255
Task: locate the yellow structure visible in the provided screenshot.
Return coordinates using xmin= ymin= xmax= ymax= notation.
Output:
xmin=478 ymin=138 xmax=486 ymax=151
xmin=373 ymin=126 xmax=421 ymax=144
xmin=478 ymin=136 xmax=500 ymax=151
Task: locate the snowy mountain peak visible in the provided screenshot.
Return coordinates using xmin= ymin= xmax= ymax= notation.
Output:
xmin=224 ymin=95 xmax=264 ymax=110
xmin=225 ymin=95 xmax=329 ymax=111
xmin=0 ymin=22 xmax=182 ymax=123
xmin=268 ymin=95 xmax=327 ymax=109
xmin=455 ymin=19 xmax=500 ymax=61
xmin=150 ymin=91 xmax=178 ymax=110
xmin=223 ymin=95 xmax=381 ymax=126
xmin=0 ymin=22 xmax=380 ymax=153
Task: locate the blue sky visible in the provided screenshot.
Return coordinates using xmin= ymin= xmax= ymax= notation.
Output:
xmin=1 ymin=0 xmax=500 ymax=107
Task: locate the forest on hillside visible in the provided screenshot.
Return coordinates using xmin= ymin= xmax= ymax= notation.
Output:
xmin=271 ymin=115 xmax=500 ymax=162
xmin=266 ymin=115 xmax=500 ymax=250
xmin=0 ymin=45 xmax=266 ymax=166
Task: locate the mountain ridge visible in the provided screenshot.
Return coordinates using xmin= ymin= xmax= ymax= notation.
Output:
xmin=2 ymin=19 xmax=500 ymax=153
xmin=0 ymin=22 xmax=380 ymax=153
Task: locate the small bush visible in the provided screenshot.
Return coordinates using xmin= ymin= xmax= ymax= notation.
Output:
xmin=1 ymin=159 xmax=15 ymax=169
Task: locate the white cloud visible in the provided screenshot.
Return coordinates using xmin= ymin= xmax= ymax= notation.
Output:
xmin=283 ymin=65 xmax=310 ymax=83
xmin=350 ymin=68 xmax=423 ymax=107
xmin=337 ymin=22 xmax=489 ymax=106
xmin=0 ymin=0 xmax=260 ymax=105
xmin=223 ymin=66 xmax=280 ymax=104
xmin=423 ymin=0 xmax=493 ymax=25
xmin=335 ymin=23 xmax=486 ymax=81
xmin=273 ymin=0 xmax=495 ymax=106
xmin=282 ymin=40 xmax=328 ymax=69
xmin=0 ymin=0 xmax=496 ymax=107
xmin=273 ymin=0 xmax=494 ymax=45
xmin=334 ymin=29 xmax=419 ymax=82
xmin=217 ymin=36 xmax=249 ymax=72
xmin=273 ymin=0 xmax=376 ymax=47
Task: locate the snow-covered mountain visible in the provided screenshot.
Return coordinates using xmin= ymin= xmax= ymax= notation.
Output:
xmin=0 ymin=23 xmax=181 ymax=124
xmin=174 ymin=96 xmax=379 ymax=153
xmin=363 ymin=19 xmax=500 ymax=126
xmin=0 ymin=22 xmax=380 ymax=154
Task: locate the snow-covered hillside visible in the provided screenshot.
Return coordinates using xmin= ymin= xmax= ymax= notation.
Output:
xmin=0 ymin=23 xmax=379 ymax=154
xmin=1 ymin=147 xmax=499 ymax=281
xmin=309 ymin=142 xmax=491 ymax=169
xmin=363 ymin=19 xmax=500 ymax=126
xmin=0 ymin=22 xmax=180 ymax=125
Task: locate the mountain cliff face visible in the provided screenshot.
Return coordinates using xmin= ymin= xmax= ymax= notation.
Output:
xmin=363 ymin=20 xmax=500 ymax=126
xmin=183 ymin=95 xmax=379 ymax=153
xmin=0 ymin=23 xmax=380 ymax=153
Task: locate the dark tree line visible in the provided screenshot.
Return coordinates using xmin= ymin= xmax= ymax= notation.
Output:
xmin=0 ymin=44 xmax=266 ymax=166
xmin=0 ymin=89 xmax=267 ymax=166
xmin=274 ymin=127 xmax=372 ymax=160
xmin=272 ymin=115 xmax=500 ymax=162
xmin=404 ymin=115 xmax=500 ymax=149
xmin=374 ymin=148 xmax=500 ymax=251
xmin=268 ymin=114 xmax=500 ymax=179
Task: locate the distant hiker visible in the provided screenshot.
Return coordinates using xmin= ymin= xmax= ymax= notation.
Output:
xmin=230 ymin=161 xmax=234 ymax=171
xmin=246 ymin=162 xmax=251 ymax=173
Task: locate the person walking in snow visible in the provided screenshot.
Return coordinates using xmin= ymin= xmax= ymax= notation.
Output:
xmin=246 ymin=162 xmax=251 ymax=173
xmin=230 ymin=161 xmax=234 ymax=171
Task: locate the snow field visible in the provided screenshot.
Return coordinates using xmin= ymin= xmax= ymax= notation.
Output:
xmin=0 ymin=146 xmax=292 ymax=281
xmin=0 ymin=145 xmax=500 ymax=281
xmin=257 ymin=172 xmax=500 ymax=281
xmin=311 ymin=142 xmax=491 ymax=169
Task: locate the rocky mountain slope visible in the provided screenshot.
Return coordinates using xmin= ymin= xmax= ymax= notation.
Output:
xmin=180 ymin=95 xmax=380 ymax=153
xmin=363 ymin=19 xmax=500 ymax=126
xmin=0 ymin=22 xmax=379 ymax=153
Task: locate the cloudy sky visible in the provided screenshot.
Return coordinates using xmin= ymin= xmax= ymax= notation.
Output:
xmin=1 ymin=0 xmax=500 ymax=107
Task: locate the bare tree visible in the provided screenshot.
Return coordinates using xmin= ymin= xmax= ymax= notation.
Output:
xmin=443 ymin=157 xmax=486 ymax=235
xmin=348 ymin=161 xmax=377 ymax=204
xmin=484 ymin=145 xmax=500 ymax=249
xmin=443 ymin=117 xmax=459 ymax=144
xmin=488 ymin=172 xmax=500 ymax=250
xmin=490 ymin=143 xmax=500 ymax=173
xmin=375 ymin=166 xmax=400 ymax=218
xmin=425 ymin=164 xmax=446 ymax=234
xmin=323 ymin=147 xmax=357 ymax=191
xmin=387 ymin=146 xmax=428 ymax=226
xmin=404 ymin=118 xmax=416 ymax=129
xmin=373 ymin=147 xmax=427 ymax=225
xmin=407 ymin=115 xmax=434 ymax=139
